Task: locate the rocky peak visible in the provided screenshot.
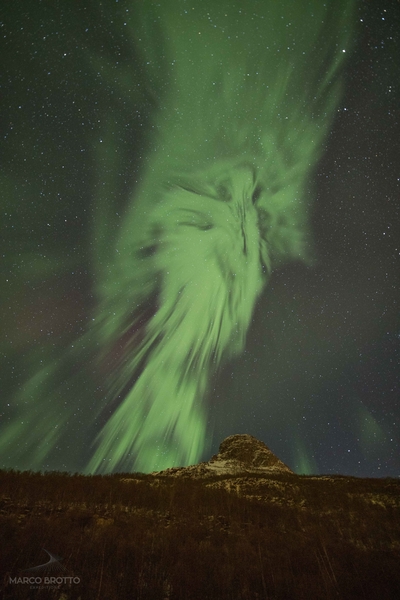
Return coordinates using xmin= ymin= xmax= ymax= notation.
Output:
xmin=209 ymin=434 xmax=293 ymax=474
xmin=152 ymin=434 xmax=293 ymax=477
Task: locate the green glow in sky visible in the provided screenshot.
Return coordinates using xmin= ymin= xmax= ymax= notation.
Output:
xmin=87 ymin=0 xmax=354 ymax=472
xmin=1 ymin=0 xmax=355 ymax=474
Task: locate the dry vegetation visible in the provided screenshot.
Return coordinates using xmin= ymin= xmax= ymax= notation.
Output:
xmin=1 ymin=469 xmax=399 ymax=599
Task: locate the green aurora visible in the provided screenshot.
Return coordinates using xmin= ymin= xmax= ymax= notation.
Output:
xmin=1 ymin=0 xmax=356 ymax=473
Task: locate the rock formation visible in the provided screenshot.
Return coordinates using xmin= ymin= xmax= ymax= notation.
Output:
xmin=152 ymin=434 xmax=293 ymax=477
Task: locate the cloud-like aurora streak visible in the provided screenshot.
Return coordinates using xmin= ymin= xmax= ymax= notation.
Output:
xmin=1 ymin=0 xmax=355 ymax=473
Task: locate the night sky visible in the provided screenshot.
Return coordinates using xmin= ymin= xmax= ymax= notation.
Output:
xmin=1 ymin=1 xmax=399 ymax=477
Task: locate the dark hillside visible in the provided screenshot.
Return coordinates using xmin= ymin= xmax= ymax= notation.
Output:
xmin=1 ymin=469 xmax=399 ymax=599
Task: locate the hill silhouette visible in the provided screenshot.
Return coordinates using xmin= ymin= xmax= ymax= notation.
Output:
xmin=1 ymin=436 xmax=399 ymax=599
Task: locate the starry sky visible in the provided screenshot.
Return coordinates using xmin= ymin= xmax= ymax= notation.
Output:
xmin=1 ymin=1 xmax=399 ymax=477
xmin=211 ymin=1 xmax=400 ymax=477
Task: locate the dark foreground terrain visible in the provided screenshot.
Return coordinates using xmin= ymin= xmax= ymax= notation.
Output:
xmin=0 ymin=469 xmax=399 ymax=599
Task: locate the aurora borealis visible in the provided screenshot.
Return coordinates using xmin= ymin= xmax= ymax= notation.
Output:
xmin=1 ymin=1 xmax=399 ymax=477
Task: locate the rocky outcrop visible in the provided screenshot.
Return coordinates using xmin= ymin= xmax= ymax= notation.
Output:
xmin=209 ymin=434 xmax=293 ymax=473
xmin=152 ymin=434 xmax=293 ymax=477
